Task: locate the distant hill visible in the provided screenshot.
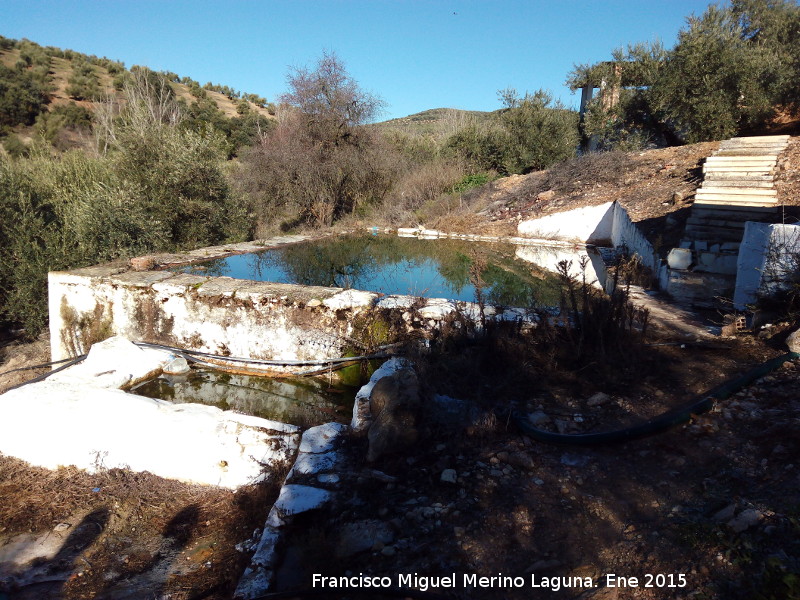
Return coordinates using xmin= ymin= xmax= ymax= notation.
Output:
xmin=375 ymin=107 xmax=496 ymax=140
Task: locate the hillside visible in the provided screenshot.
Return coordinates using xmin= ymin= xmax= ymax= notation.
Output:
xmin=375 ymin=107 xmax=495 ymax=140
xmin=0 ymin=36 xmax=275 ymax=152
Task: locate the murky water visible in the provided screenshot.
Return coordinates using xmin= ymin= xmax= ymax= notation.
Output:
xmin=173 ymin=233 xmax=565 ymax=306
xmin=131 ymin=368 xmax=356 ymax=428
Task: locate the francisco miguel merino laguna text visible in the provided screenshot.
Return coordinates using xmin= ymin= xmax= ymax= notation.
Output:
xmin=312 ymin=573 xmax=595 ymax=592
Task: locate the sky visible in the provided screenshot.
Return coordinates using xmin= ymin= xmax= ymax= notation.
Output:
xmin=2 ymin=0 xmax=718 ymax=121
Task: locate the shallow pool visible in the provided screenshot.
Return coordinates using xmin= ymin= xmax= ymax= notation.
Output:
xmin=131 ymin=367 xmax=356 ymax=428
xmin=173 ymin=233 xmax=563 ymax=306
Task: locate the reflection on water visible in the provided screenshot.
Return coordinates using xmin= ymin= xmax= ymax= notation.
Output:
xmin=131 ymin=368 xmax=356 ymax=428
xmin=174 ymin=234 xmax=564 ymax=306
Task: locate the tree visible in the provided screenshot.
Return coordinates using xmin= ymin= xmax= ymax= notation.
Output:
xmin=651 ymin=3 xmax=780 ymax=142
xmin=569 ymin=1 xmax=800 ymax=145
xmin=241 ymin=52 xmax=396 ymax=229
xmin=497 ymin=89 xmax=579 ymax=172
xmin=280 ymin=51 xmax=385 ymax=143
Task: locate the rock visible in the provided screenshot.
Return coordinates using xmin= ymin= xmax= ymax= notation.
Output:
xmin=273 ymin=485 xmax=332 ymax=519
xmin=667 ymin=248 xmax=692 ymax=270
xmin=367 ymin=370 xmax=421 ymax=462
xmin=299 ymin=422 xmax=347 ymax=454
xmin=537 ymin=190 xmax=556 ymax=202
xmin=526 ymin=559 xmax=561 ymax=572
xmin=381 ymin=545 xmax=396 ymax=557
xmin=727 ymin=508 xmax=763 ymax=533
xmin=787 ymin=328 xmax=800 ymax=353
xmin=163 ymin=356 xmax=190 ymax=375
xmin=527 ymin=411 xmax=551 ymax=426
xmin=335 ymin=520 xmax=395 ymax=558
xmin=440 ymin=469 xmax=457 ymax=484
xmin=506 ymin=452 xmax=535 ymax=470
xmin=586 ymin=392 xmax=611 ymax=407
xmin=306 ymin=298 xmax=322 ymax=308
xmin=713 ymin=503 xmax=736 ymax=523
xmin=129 ymin=256 xmax=156 ymax=271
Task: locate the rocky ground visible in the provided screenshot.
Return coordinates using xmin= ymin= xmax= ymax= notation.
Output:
xmin=270 ymin=322 xmax=800 ymax=600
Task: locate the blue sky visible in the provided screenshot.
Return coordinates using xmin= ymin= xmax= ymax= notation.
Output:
xmin=2 ymin=0 xmax=716 ymax=121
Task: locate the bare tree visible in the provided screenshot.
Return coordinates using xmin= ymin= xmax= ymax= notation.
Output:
xmin=281 ymin=51 xmax=385 ymax=142
xmin=241 ymin=53 xmax=397 ymax=229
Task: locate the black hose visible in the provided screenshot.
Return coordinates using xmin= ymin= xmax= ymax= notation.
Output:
xmin=3 ymin=354 xmax=88 ymax=392
xmin=513 ymin=351 xmax=799 ymax=445
xmin=0 ymin=355 xmax=82 ymax=378
xmin=133 ymin=341 xmax=393 ymax=367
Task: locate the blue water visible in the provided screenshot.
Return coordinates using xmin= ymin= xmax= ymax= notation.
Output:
xmin=173 ymin=234 xmax=561 ymax=306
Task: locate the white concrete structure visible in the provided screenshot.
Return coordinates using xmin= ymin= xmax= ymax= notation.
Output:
xmin=734 ymin=223 xmax=800 ymax=309
xmin=518 ymin=201 xmax=615 ymax=243
xmin=0 ymin=337 xmax=299 ymax=489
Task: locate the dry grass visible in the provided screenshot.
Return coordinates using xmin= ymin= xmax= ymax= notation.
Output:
xmin=0 ymin=452 xmax=285 ymax=599
xmin=0 ymin=332 xmax=51 ymax=394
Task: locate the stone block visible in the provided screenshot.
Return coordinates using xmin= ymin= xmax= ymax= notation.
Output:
xmin=667 ymin=248 xmax=692 ymax=270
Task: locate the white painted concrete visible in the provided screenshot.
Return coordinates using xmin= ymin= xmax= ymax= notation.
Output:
xmin=734 ymin=223 xmax=800 ymax=309
xmin=0 ymin=337 xmax=299 ymax=489
xmin=514 ymin=245 xmax=604 ymax=289
xmin=518 ymin=201 xmax=614 ymax=243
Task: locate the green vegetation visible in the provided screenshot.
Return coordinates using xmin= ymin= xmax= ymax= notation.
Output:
xmin=569 ymin=0 xmax=800 ymax=146
xmin=0 ymin=72 xmax=245 ymax=336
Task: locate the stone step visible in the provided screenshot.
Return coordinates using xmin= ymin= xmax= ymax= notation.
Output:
xmin=703 ymin=165 xmax=775 ymax=174
xmin=691 ymin=206 xmax=778 ymax=220
xmin=686 ymin=216 xmax=747 ymax=228
xmin=699 ymin=179 xmax=774 ymax=188
xmin=696 ymin=187 xmax=777 ymax=197
xmin=683 ymin=225 xmax=746 ymax=242
xmin=719 ymin=138 xmax=788 ymax=145
xmin=727 ymin=135 xmax=790 ymax=142
xmin=694 ymin=198 xmax=778 ymax=209
xmin=714 ymin=148 xmax=784 ymax=156
xmin=705 ymin=156 xmax=778 ymax=164
xmin=718 ymin=139 xmax=788 ymax=147
xmin=703 ymin=172 xmax=774 ymax=181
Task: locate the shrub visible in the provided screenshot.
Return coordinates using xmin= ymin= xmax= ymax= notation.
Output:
xmin=0 ymin=63 xmax=49 ymax=127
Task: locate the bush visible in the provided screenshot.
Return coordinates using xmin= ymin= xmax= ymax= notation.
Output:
xmin=2 ymin=134 xmax=29 ymax=158
xmin=66 ymin=59 xmax=102 ymax=101
xmin=0 ymin=73 xmax=247 ymax=336
xmin=0 ymin=64 xmax=49 ymax=127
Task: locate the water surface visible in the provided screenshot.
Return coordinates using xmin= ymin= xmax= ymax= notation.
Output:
xmin=131 ymin=368 xmax=356 ymax=428
xmin=174 ymin=234 xmax=563 ymax=306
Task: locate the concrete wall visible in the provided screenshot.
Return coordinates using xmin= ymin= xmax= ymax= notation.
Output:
xmin=49 ymin=266 xmax=383 ymax=363
xmin=518 ymin=202 xmax=615 ymax=243
xmin=48 ymin=241 xmax=534 ymax=364
xmin=514 ymin=245 xmax=606 ymax=289
xmin=517 ymin=201 xmax=662 ymax=286
xmin=610 ymin=202 xmax=660 ymax=274
xmin=734 ymin=222 xmax=800 ymax=309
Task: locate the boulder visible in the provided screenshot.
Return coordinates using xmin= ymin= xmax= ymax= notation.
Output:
xmin=367 ymin=370 xmax=421 ymax=463
xmin=787 ymin=328 xmax=800 ymax=353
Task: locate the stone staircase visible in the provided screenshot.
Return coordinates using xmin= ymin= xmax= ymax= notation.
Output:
xmin=666 ymin=135 xmax=789 ymax=306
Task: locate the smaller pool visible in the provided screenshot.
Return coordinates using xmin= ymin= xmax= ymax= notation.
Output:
xmin=131 ymin=367 xmax=356 ymax=428
xmin=172 ymin=233 xmax=563 ymax=307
